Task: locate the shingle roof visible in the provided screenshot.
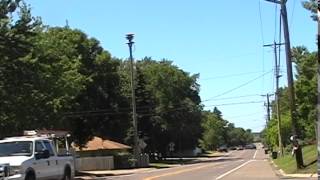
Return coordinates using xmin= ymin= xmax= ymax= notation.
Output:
xmin=73 ymin=136 xmax=131 ymax=151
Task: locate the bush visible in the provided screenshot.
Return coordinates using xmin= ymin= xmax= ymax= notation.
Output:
xmin=113 ymin=152 xmax=133 ymax=169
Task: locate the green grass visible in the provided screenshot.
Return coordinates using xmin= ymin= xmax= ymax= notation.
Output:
xmin=273 ymin=144 xmax=317 ymax=174
xmin=149 ymin=158 xmax=195 ymax=168
xmin=149 ymin=163 xmax=172 ymax=169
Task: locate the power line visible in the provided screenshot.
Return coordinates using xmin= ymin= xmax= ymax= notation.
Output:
xmin=258 ymin=0 xmax=265 ymax=44
xmin=258 ymin=0 xmax=266 ymax=97
xmin=202 ymin=94 xmax=260 ymax=102
xmin=205 ymin=101 xmax=264 ymax=107
xmin=274 ymin=3 xmax=278 ymax=41
xmin=64 ymin=99 xmax=265 ymax=118
xmin=204 ymin=70 xmax=273 ymax=101
xmin=201 ymin=71 xmax=263 ymax=81
xmin=289 ymin=0 xmax=296 ymax=29
xmin=279 ymin=14 xmax=282 ymax=76
xmin=224 ymin=112 xmax=264 ymax=119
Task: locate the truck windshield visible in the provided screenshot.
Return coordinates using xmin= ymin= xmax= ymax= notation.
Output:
xmin=0 ymin=141 xmax=33 ymax=157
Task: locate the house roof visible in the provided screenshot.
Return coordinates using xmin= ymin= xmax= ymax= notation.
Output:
xmin=73 ymin=136 xmax=131 ymax=151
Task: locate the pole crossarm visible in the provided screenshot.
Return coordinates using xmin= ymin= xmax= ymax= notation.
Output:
xmin=263 ymin=43 xmax=285 ymax=47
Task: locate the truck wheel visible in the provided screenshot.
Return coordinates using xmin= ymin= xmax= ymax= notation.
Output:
xmin=63 ymin=168 xmax=71 ymax=180
xmin=25 ymin=173 xmax=35 ymax=180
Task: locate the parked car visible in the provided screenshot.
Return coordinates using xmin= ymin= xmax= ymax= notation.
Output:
xmin=217 ymin=145 xmax=228 ymax=152
xmin=0 ymin=131 xmax=74 ymax=180
xmin=245 ymin=144 xmax=257 ymax=149
xmin=236 ymin=146 xmax=244 ymax=150
xmin=229 ymin=146 xmax=237 ymax=150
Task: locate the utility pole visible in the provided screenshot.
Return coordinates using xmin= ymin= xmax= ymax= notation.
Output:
xmin=317 ymin=4 xmax=320 ymax=163
xmin=264 ymin=42 xmax=284 ymax=156
xmin=262 ymin=93 xmax=273 ymax=123
xmin=265 ymin=0 xmax=304 ymax=168
xmin=126 ymin=33 xmax=140 ymax=167
xmin=266 ymin=93 xmax=271 ymax=122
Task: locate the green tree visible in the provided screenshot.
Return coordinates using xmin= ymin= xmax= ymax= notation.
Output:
xmin=121 ymin=58 xmax=202 ymax=154
xmin=200 ymin=108 xmax=227 ymax=150
xmin=0 ymin=0 xmax=43 ymax=136
xmin=302 ymin=0 xmax=318 ymax=21
xmin=264 ymin=47 xmax=317 ymax=149
xmin=292 ymin=47 xmax=317 ymax=140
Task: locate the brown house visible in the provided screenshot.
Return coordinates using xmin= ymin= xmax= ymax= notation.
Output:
xmin=72 ymin=136 xmax=131 ymax=157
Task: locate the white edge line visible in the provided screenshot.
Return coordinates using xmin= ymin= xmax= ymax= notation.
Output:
xmin=215 ymin=160 xmax=253 ymax=180
xmin=253 ymin=149 xmax=258 ymax=159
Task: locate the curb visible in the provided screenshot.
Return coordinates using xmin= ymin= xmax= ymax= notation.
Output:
xmin=269 ymin=158 xmax=317 ymax=178
xmin=278 ymin=169 xmax=317 ymax=178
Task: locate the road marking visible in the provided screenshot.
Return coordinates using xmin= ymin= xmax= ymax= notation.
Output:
xmin=253 ymin=149 xmax=258 ymax=159
xmin=215 ymin=160 xmax=253 ymax=180
xmin=143 ymin=162 xmax=224 ymax=180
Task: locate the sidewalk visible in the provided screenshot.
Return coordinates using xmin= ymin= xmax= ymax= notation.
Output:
xmin=75 ymin=168 xmax=155 ymax=179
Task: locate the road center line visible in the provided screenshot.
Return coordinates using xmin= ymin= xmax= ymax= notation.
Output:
xmin=253 ymin=149 xmax=258 ymax=159
xmin=215 ymin=160 xmax=253 ymax=180
xmin=143 ymin=162 xmax=225 ymax=180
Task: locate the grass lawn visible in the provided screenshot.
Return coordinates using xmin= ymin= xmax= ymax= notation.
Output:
xmin=273 ymin=144 xmax=317 ymax=174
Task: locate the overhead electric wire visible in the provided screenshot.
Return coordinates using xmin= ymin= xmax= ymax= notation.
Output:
xmin=258 ymin=0 xmax=266 ymax=96
xmin=289 ymin=0 xmax=296 ymax=29
xmin=203 ymin=70 xmax=273 ymax=101
xmin=224 ymin=112 xmax=263 ymax=119
xmin=258 ymin=0 xmax=265 ymax=44
xmin=279 ymin=14 xmax=282 ymax=77
xmin=274 ymin=3 xmax=278 ymax=41
xmin=201 ymin=71 xmax=263 ymax=81
xmin=65 ymin=72 xmax=273 ymax=118
xmin=201 ymin=94 xmax=260 ymax=102
xmin=205 ymin=101 xmax=264 ymax=107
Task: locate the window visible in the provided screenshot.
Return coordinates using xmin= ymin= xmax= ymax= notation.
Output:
xmin=0 ymin=141 xmax=32 ymax=156
xmin=43 ymin=141 xmax=55 ymax=156
xmin=35 ymin=141 xmax=44 ymax=153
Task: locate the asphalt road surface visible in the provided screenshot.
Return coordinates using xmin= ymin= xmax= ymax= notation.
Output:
xmin=103 ymin=145 xmax=316 ymax=180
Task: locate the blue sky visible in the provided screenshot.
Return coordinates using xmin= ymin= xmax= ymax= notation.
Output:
xmin=26 ymin=0 xmax=317 ymax=132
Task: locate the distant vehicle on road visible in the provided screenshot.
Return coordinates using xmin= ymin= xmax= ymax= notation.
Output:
xmin=229 ymin=146 xmax=237 ymax=150
xmin=236 ymin=146 xmax=244 ymax=150
xmin=217 ymin=145 xmax=228 ymax=152
xmin=245 ymin=144 xmax=257 ymax=149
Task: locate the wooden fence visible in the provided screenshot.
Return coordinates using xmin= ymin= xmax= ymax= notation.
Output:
xmin=75 ymin=156 xmax=114 ymax=171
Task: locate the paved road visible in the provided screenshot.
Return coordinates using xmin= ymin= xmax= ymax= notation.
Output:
xmin=103 ymin=146 xmax=315 ymax=180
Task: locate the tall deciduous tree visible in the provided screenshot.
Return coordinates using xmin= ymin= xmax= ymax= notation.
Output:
xmin=292 ymin=47 xmax=317 ymax=140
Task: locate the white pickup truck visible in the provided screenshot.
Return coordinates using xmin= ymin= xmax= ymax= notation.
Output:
xmin=0 ymin=134 xmax=75 ymax=180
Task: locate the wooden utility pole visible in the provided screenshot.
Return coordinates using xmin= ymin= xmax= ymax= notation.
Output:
xmin=317 ymin=3 xmax=319 ymax=164
xmin=264 ymin=42 xmax=284 ymax=156
xmin=265 ymin=0 xmax=304 ymax=168
xmin=266 ymin=94 xmax=271 ymax=122
xmin=262 ymin=93 xmax=273 ymax=123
